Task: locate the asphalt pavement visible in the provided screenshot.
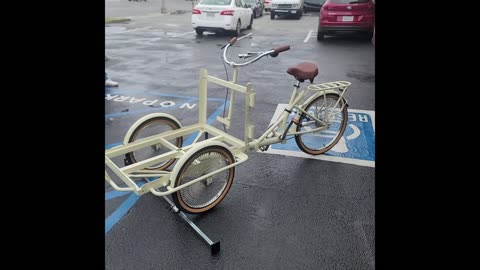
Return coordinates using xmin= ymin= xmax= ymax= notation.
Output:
xmin=105 ymin=2 xmax=375 ymax=269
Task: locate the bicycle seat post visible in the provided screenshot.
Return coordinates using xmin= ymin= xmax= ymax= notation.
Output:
xmin=288 ymin=79 xmax=302 ymax=105
xmin=294 ymin=80 xmax=302 ymax=88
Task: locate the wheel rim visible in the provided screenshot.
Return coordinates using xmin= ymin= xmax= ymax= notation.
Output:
xmin=177 ymin=148 xmax=234 ymax=210
xmin=129 ymin=119 xmax=181 ymax=169
xmin=297 ymin=94 xmax=347 ymax=153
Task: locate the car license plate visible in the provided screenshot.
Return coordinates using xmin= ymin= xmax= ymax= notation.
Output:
xmin=291 ymin=10 xmax=296 ymax=13
xmin=342 ymin=16 xmax=354 ymax=22
xmin=206 ymin=12 xmax=214 ymax=17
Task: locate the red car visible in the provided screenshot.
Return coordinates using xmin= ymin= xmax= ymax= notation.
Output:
xmin=317 ymin=0 xmax=375 ymax=41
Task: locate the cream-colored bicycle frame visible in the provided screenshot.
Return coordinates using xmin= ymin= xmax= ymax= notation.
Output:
xmin=105 ymin=35 xmax=351 ymax=198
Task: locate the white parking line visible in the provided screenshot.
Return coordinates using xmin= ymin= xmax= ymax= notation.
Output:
xmin=304 ymin=30 xmax=313 ymax=43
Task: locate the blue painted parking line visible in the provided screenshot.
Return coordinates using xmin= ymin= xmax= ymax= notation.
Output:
xmin=105 ymin=193 xmax=140 ymax=234
xmin=105 ymin=190 xmax=130 ymax=201
xmin=105 ymin=142 xmax=122 ymax=150
xmin=264 ymin=104 xmax=375 ymax=167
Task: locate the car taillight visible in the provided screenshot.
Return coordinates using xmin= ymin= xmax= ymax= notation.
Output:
xmin=192 ymin=8 xmax=201 ymax=14
xmin=265 ymin=1 xmax=270 ymax=4
xmin=220 ymin=10 xmax=235 ymax=16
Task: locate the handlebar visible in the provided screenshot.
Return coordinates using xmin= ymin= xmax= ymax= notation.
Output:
xmin=221 ymin=34 xmax=290 ymax=67
xmin=269 ymin=45 xmax=291 ymax=57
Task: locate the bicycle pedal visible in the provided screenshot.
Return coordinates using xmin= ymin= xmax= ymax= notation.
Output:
xmin=260 ymin=145 xmax=270 ymax=152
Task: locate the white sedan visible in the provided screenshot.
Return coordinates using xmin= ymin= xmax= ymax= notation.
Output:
xmin=192 ymin=0 xmax=254 ymax=36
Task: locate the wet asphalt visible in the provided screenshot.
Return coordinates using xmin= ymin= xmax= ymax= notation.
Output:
xmin=105 ymin=1 xmax=375 ymax=269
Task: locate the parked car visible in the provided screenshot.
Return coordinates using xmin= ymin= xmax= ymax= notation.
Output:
xmin=317 ymin=0 xmax=375 ymax=41
xmin=270 ymin=0 xmax=304 ymax=20
xmin=245 ymin=0 xmax=264 ymax=18
xmin=192 ymin=0 xmax=254 ymax=36
xmin=304 ymin=0 xmax=325 ymax=12
xmin=264 ymin=0 xmax=272 ymax=11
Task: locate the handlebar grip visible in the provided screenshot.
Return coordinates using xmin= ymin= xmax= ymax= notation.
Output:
xmin=270 ymin=45 xmax=290 ymax=57
xmin=274 ymin=45 xmax=290 ymax=54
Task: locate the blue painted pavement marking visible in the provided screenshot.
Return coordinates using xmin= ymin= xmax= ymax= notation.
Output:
xmin=105 ymin=91 xmax=225 ymax=118
xmin=105 ymin=193 xmax=141 ymax=234
xmin=105 ymin=190 xmax=130 ymax=201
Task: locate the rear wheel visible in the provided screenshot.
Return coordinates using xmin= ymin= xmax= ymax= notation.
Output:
xmin=125 ymin=116 xmax=183 ymax=170
xmin=195 ymin=29 xmax=203 ymax=36
xmin=172 ymin=145 xmax=235 ymax=214
xmin=295 ymin=94 xmax=348 ymax=155
xmin=364 ymin=31 xmax=374 ymax=41
xmin=233 ymin=20 xmax=241 ymax=36
xmin=247 ymin=15 xmax=253 ymax=30
xmin=317 ymin=31 xmax=324 ymax=41
xmin=270 ymin=12 xmax=275 ymax=19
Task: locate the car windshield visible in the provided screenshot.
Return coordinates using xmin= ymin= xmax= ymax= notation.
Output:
xmin=331 ymin=0 xmax=369 ymax=3
xmin=200 ymin=0 xmax=233 ymax=5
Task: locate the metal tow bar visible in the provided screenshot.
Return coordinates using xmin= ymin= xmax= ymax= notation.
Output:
xmin=162 ymin=196 xmax=221 ymax=255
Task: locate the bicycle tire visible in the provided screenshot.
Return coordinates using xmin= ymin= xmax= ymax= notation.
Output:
xmin=172 ymin=145 xmax=235 ymax=214
xmin=125 ymin=116 xmax=183 ymax=170
xmin=295 ymin=93 xmax=348 ymax=155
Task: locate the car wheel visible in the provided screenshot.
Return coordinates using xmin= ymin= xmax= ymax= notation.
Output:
xmin=365 ymin=31 xmax=374 ymax=41
xmin=253 ymin=9 xmax=257 ymax=18
xmin=270 ymin=12 xmax=275 ymax=19
xmin=233 ymin=20 xmax=241 ymax=36
xmin=195 ymin=29 xmax=203 ymax=36
xmin=296 ymin=10 xmax=302 ymax=19
xmin=317 ymin=31 xmax=324 ymax=41
xmin=247 ymin=15 xmax=253 ymax=30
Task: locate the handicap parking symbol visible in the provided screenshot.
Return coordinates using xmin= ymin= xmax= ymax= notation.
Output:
xmin=264 ymin=104 xmax=375 ymax=167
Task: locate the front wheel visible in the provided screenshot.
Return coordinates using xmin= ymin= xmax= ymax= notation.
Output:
xmin=125 ymin=116 xmax=183 ymax=170
xmin=172 ymin=145 xmax=235 ymax=214
xmin=296 ymin=10 xmax=302 ymax=19
xmin=295 ymin=93 xmax=348 ymax=155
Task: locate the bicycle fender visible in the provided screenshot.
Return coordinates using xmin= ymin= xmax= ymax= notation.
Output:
xmin=168 ymin=141 xmax=233 ymax=189
xmin=123 ymin=113 xmax=182 ymax=145
xmin=305 ymin=89 xmax=348 ymax=107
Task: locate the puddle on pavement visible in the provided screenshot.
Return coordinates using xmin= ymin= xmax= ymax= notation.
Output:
xmin=346 ymin=71 xmax=375 ymax=83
